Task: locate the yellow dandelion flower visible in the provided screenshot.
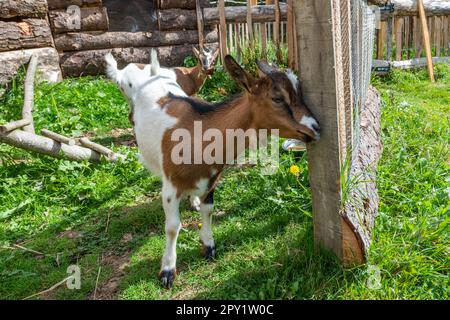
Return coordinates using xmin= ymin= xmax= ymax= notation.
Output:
xmin=198 ymin=223 xmax=203 ymax=229
xmin=289 ymin=165 xmax=300 ymax=176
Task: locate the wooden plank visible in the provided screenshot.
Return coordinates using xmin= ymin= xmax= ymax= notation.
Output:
xmin=377 ymin=21 xmax=386 ymax=59
xmin=386 ymin=17 xmax=394 ymax=61
xmin=236 ymin=24 xmax=242 ymax=62
xmin=435 ymin=16 xmax=441 ymax=56
xmin=418 ymin=0 xmax=435 ymax=82
xmin=414 ymin=16 xmax=423 ymax=58
xmin=444 ymin=16 xmax=449 ymax=56
xmin=405 ymin=17 xmax=411 ymax=59
xmin=218 ymin=0 xmax=227 ymax=64
xmin=395 ymin=17 xmax=403 ymax=61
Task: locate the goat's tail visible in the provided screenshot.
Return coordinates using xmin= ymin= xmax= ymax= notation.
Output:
xmin=104 ymin=52 xmax=118 ymax=80
xmin=150 ymin=49 xmax=160 ymax=76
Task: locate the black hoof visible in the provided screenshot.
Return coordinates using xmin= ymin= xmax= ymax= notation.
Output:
xmin=202 ymin=245 xmax=216 ymax=261
xmin=159 ymin=269 xmax=176 ymax=289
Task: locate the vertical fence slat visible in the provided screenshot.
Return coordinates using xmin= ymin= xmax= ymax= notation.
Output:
xmin=274 ymin=0 xmax=281 ymax=63
xmin=435 ymin=16 xmax=441 ymax=56
xmin=377 ymin=21 xmax=386 ymax=59
xmin=444 ymin=16 xmax=449 ymax=56
xmin=261 ymin=22 xmax=267 ymax=60
xmin=287 ymin=0 xmax=295 ymax=68
xmin=195 ymin=0 xmax=205 ymax=49
xmin=246 ymin=0 xmax=254 ymax=45
xmin=218 ymin=0 xmax=227 ymax=64
xmin=395 ymin=17 xmax=403 ymax=60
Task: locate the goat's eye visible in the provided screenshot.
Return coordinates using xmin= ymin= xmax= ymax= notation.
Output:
xmin=128 ymin=83 xmax=132 ymax=88
xmin=272 ymin=97 xmax=284 ymax=104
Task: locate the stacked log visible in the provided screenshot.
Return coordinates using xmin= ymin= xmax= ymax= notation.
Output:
xmin=60 ymin=43 xmax=219 ymax=77
xmin=0 ymin=0 xmax=62 ymax=92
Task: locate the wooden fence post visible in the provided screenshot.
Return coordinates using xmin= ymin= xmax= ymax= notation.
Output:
xmin=293 ymin=0 xmax=381 ymax=265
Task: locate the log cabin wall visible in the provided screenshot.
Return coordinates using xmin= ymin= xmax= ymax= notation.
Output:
xmin=46 ymin=0 xmax=218 ymax=77
xmin=0 ymin=0 xmax=62 ymax=93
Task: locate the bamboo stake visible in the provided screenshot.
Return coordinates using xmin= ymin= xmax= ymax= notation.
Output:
xmin=417 ymin=0 xmax=435 ymax=82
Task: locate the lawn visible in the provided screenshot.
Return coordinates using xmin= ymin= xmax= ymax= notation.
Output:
xmin=0 ymin=62 xmax=448 ymax=300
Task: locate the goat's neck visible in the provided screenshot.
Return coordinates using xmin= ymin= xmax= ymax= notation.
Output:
xmin=205 ymin=94 xmax=254 ymax=132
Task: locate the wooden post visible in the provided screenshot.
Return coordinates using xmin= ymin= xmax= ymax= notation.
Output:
xmin=444 ymin=16 xmax=449 ymax=56
xmin=377 ymin=21 xmax=386 ymax=59
xmin=417 ymin=0 xmax=435 ymax=82
xmin=246 ymin=0 xmax=254 ymax=45
xmin=195 ymin=0 xmax=205 ymax=49
xmin=218 ymin=0 xmax=227 ymax=64
xmin=293 ymin=0 xmax=380 ymax=265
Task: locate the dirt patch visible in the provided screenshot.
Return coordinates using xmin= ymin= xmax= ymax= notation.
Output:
xmin=88 ymin=250 xmax=132 ymax=300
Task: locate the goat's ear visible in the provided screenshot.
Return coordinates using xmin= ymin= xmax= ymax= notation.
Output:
xmin=105 ymin=52 xmax=118 ymax=80
xmin=256 ymin=60 xmax=277 ymax=77
xmin=192 ymin=46 xmax=201 ymax=59
xmin=224 ymin=55 xmax=255 ymax=93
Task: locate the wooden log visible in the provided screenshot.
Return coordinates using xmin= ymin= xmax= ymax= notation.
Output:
xmin=49 ymin=7 xmax=109 ymax=34
xmin=0 ymin=130 xmax=101 ymax=162
xmin=59 ymin=44 xmax=219 ymax=77
xmin=0 ymin=119 xmax=31 ymax=134
xmin=0 ymin=0 xmax=48 ymax=19
xmin=41 ymin=129 xmax=76 ymax=146
xmin=0 ymin=47 xmax=62 ymax=89
xmin=379 ymin=0 xmax=450 ymax=20
xmin=22 ymin=55 xmax=38 ymax=134
xmin=158 ymin=4 xmax=287 ymax=31
xmin=54 ymin=29 xmax=218 ymax=51
xmin=0 ymin=19 xmax=53 ymax=53
xmin=158 ymin=0 xmax=209 ymax=10
xmin=47 ymin=0 xmax=102 ymax=10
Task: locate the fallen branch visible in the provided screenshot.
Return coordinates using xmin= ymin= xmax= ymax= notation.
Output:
xmin=41 ymin=129 xmax=76 ymax=146
xmin=22 ymin=54 xmax=38 ymax=133
xmin=0 ymin=130 xmax=101 ymax=162
xmin=79 ymin=137 xmax=123 ymax=161
xmin=0 ymin=119 xmax=31 ymax=134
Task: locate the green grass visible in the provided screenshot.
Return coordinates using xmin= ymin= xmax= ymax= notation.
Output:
xmin=0 ymin=62 xmax=448 ymax=300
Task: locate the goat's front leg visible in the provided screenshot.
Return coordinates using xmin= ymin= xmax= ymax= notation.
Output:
xmin=159 ymin=181 xmax=181 ymax=289
xmin=199 ymin=189 xmax=216 ymax=260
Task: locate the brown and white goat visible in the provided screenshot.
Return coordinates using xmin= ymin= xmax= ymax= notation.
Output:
xmin=139 ymin=47 xmax=219 ymax=96
xmin=105 ymin=53 xmax=320 ymax=289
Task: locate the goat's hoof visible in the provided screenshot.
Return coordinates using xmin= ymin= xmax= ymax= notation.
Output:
xmin=159 ymin=269 xmax=176 ymax=289
xmin=201 ymin=245 xmax=216 ymax=261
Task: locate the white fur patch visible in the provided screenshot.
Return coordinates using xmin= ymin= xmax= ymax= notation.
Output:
xmin=300 ymin=116 xmax=320 ymax=140
xmin=286 ymin=69 xmax=299 ymax=93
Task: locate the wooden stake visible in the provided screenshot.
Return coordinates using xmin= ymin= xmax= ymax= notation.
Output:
xmin=195 ymin=0 xmax=205 ymax=49
xmin=417 ymin=0 xmax=435 ymax=82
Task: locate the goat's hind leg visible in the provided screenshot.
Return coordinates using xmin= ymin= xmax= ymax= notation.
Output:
xmin=159 ymin=180 xmax=181 ymax=288
xmin=199 ymin=189 xmax=216 ymax=260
